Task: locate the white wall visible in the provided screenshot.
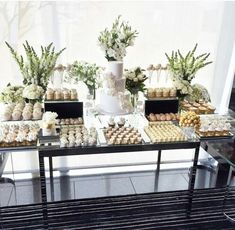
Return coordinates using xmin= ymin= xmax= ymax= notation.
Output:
xmin=211 ymin=1 xmax=235 ymax=113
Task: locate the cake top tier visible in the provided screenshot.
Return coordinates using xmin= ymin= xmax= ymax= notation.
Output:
xmin=107 ymin=61 xmax=123 ymax=79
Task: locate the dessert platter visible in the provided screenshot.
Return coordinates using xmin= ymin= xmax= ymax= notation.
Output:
xmin=0 ymin=102 xmax=43 ymax=121
xmin=179 ymin=111 xmax=200 ymax=129
xmin=0 ymin=122 xmax=40 ymax=148
xmin=147 ymin=113 xmax=180 ymax=122
xmin=181 ymin=100 xmax=216 ymax=115
xmin=60 ymin=126 xmax=98 ymax=148
xmin=103 ymin=126 xmax=143 ymax=145
xmin=144 ymin=122 xmax=188 ymax=143
xmin=196 ymin=115 xmax=233 ymax=138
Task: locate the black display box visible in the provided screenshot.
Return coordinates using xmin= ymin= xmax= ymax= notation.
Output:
xmin=145 ymin=98 xmax=179 ymax=115
xmin=44 ymin=101 xmax=83 ymax=119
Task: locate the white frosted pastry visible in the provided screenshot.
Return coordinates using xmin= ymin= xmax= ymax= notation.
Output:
xmin=27 ymin=132 xmax=37 ymax=142
xmin=33 ymin=102 xmax=42 ymax=110
xmin=33 ymin=109 xmax=43 ymax=120
xmin=60 ymin=138 xmax=68 ymax=148
xmin=75 ymin=139 xmax=82 ymax=146
xmin=12 ymin=111 xmax=22 ymax=121
xmin=22 ymin=110 xmax=32 ymax=120
xmin=1 ymin=111 xmax=11 ymax=121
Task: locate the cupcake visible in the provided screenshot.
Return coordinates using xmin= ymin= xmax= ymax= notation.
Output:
xmin=169 ymin=88 xmax=177 ymax=98
xmin=63 ymin=90 xmax=70 ymax=100
xmin=149 ymin=113 xmax=157 ymax=121
xmin=162 ymin=88 xmax=170 ymax=98
xmin=223 ymin=123 xmax=231 ymax=136
xmin=54 ymin=90 xmax=61 ymax=100
xmin=33 ymin=102 xmax=42 ymax=110
xmin=33 ymin=109 xmax=43 ymax=120
xmin=108 ymin=117 xmax=115 ymax=128
xmin=117 ymin=117 xmax=126 ymax=127
xmin=207 ymin=126 xmax=215 ymax=136
xmin=12 ymin=111 xmax=22 ymax=121
xmin=22 ymin=110 xmax=32 ymax=120
xmin=147 ymin=88 xmax=155 ymax=98
xmin=70 ymin=89 xmax=78 ymax=100
xmin=46 ymin=89 xmax=54 ymax=100
xmin=1 ymin=110 xmax=12 ymax=121
xmin=155 ymin=88 xmax=163 ymax=98
xmin=199 ymin=127 xmax=207 ymax=136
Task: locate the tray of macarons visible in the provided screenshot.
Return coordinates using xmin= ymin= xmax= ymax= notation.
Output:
xmin=103 ymin=117 xmax=143 ymax=145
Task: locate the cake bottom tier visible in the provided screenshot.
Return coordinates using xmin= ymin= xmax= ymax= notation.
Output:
xmin=98 ymin=93 xmax=130 ymax=115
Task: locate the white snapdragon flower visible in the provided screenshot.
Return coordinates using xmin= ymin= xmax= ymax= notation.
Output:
xmin=133 ymin=77 xmax=138 ymax=82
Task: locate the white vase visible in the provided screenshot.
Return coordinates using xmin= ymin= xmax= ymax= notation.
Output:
xmin=42 ymin=128 xmax=56 ymax=136
xmin=107 ymin=61 xmax=123 ymax=79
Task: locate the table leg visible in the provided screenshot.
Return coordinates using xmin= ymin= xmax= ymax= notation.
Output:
xmin=187 ymin=146 xmax=200 ymax=218
xmin=49 ymin=157 xmax=55 ymax=201
xmin=39 ymin=153 xmax=48 ymax=228
xmin=154 ymin=150 xmax=162 ymax=192
xmin=157 ymin=150 xmax=161 ymax=171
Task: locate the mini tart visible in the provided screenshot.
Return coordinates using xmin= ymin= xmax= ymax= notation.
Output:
xmin=192 ymin=102 xmax=200 ymax=107
xmin=198 ymin=106 xmax=207 ymax=114
xmin=206 ymin=105 xmax=216 ymax=114
xmin=183 ymin=104 xmax=191 ymax=110
xmin=189 ymin=107 xmax=198 ymax=114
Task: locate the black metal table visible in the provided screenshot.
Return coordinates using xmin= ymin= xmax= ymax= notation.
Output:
xmin=38 ymin=140 xmax=200 ymax=219
xmin=204 ymin=138 xmax=235 ymax=222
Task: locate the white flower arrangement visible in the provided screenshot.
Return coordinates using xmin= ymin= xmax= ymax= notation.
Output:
xmin=0 ymin=84 xmax=24 ymax=104
xmin=98 ymin=15 xmax=138 ymax=61
xmin=65 ymin=61 xmax=102 ymax=97
xmin=6 ymin=41 xmax=66 ymax=92
xmin=23 ymin=84 xmax=44 ymax=100
xmin=42 ymin=112 xmax=58 ymax=129
xmin=124 ymin=67 xmax=147 ymax=94
xmin=165 ymin=44 xmax=212 ymax=98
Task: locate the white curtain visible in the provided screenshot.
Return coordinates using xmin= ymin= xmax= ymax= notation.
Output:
xmin=1 ymin=1 xmax=235 ymax=174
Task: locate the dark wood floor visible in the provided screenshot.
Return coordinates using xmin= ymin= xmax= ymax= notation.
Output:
xmin=1 ymin=187 xmax=235 ymax=229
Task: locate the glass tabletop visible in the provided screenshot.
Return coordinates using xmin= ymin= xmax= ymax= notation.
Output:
xmin=207 ymin=139 xmax=235 ymax=168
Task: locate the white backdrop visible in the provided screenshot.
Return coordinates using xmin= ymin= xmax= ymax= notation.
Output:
xmin=1 ymin=1 xmax=235 ymax=175
xmin=0 ymin=1 xmax=226 ymax=94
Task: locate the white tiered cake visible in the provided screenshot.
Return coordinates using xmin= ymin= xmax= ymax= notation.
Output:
xmin=99 ymin=61 xmax=132 ymax=114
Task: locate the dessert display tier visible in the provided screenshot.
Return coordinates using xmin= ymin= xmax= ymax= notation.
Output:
xmin=44 ymin=101 xmax=83 ymax=119
xmin=0 ymin=102 xmax=43 ymax=121
xmin=45 ymin=88 xmax=78 ymax=101
xmin=146 ymin=87 xmax=177 ymax=99
xmin=0 ymin=111 xmax=234 ymax=151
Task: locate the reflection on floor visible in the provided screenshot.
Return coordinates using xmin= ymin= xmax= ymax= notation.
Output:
xmin=0 ymin=166 xmax=228 ymax=207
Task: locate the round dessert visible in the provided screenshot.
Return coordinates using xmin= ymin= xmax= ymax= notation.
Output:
xmin=117 ymin=117 xmax=125 ymax=127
